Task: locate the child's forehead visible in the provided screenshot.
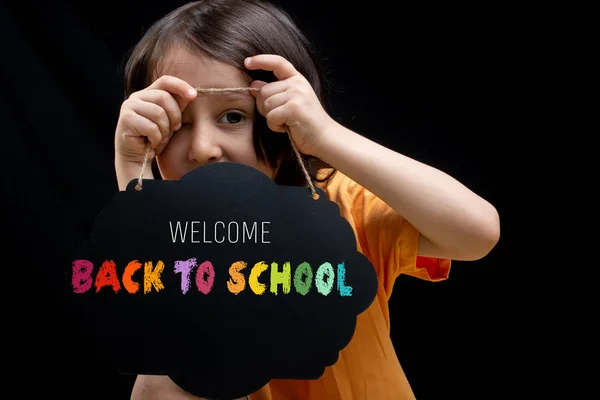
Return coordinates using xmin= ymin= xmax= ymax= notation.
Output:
xmin=157 ymin=47 xmax=250 ymax=87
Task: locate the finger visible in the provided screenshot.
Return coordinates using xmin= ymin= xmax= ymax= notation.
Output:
xmin=135 ymin=90 xmax=183 ymax=132
xmin=265 ymin=105 xmax=294 ymax=133
xmin=146 ymin=75 xmax=197 ymax=111
xmin=255 ymin=79 xmax=289 ymax=104
xmin=130 ymin=111 xmax=164 ymax=149
xmin=260 ymin=91 xmax=293 ymax=117
xmin=129 ymin=100 xmax=171 ymax=141
xmin=245 ymin=55 xmax=299 ymax=81
xmin=252 ymin=80 xmax=289 ymax=116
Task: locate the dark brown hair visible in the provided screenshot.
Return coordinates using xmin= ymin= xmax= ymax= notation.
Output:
xmin=123 ymin=0 xmax=336 ymax=187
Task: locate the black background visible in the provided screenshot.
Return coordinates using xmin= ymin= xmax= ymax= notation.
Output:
xmin=1 ymin=0 xmax=520 ymax=398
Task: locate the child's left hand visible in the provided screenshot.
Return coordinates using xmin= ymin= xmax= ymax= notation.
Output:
xmin=245 ymin=54 xmax=335 ymax=157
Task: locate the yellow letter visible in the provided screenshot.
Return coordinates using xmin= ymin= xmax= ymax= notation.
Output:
xmin=144 ymin=260 xmax=165 ymax=294
xmin=249 ymin=261 xmax=268 ymax=295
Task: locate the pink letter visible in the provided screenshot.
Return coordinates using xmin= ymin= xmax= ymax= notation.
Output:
xmin=72 ymin=259 xmax=93 ymax=294
xmin=195 ymin=261 xmax=215 ymax=294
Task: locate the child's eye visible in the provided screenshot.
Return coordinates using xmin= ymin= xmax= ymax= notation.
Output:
xmin=218 ymin=112 xmax=245 ymax=125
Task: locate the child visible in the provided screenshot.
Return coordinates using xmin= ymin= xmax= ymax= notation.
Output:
xmin=114 ymin=0 xmax=500 ymax=399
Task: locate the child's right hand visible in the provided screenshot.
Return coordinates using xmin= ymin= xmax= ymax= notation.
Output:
xmin=115 ymin=75 xmax=198 ymax=165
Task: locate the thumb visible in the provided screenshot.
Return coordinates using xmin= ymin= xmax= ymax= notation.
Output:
xmin=249 ymin=80 xmax=267 ymax=97
xmin=155 ymin=132 xmax=172 ymax=155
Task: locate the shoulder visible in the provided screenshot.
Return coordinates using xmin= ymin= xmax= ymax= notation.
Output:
xmin=316 ymin=168 xmax=361 ymax=201
xmin=316 ymin=168 xmax=399 ymax=239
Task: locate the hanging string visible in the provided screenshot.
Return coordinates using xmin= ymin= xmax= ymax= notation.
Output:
xmin=135 ymin=86 xmax=318 ymax=199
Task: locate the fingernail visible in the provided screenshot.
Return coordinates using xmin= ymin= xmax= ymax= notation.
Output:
xmin=245 ymin=57 xmax=251 ymax=66
xmin=188 ymin=88 xmax=197 ymax=97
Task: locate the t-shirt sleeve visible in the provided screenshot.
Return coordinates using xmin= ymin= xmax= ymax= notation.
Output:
xmin=325 ymin=171 xmax=451 ymax=298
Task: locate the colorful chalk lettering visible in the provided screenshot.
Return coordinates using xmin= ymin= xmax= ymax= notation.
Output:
xmin=71 ymin=259 xmax=353 ymax=296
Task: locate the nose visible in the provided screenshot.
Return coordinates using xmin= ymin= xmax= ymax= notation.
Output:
xmin=188 ymin=121 xmax=223 ymax=166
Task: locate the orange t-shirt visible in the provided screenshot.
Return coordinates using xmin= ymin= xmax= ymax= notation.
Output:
xmin=248 ymin=171 xmax=451 ymax=400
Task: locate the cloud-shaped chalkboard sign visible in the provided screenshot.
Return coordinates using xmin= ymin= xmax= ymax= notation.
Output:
xmin=67 ymin=162 xmax=378 ymax=399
